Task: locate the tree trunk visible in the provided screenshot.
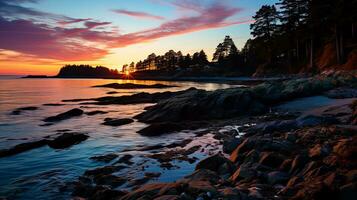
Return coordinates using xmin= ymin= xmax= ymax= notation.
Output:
xmin=310 ymin=38 xmax=314 ymax=68
xmin=340 ymin=32 xmax=344 ymax=63
xmin=352 ymin=23 xmax=355 ymax=38
xmin=296 ymin=39 xmax=300 ymax=61
xmin=335 ymin=24 xmax=341 ymax=64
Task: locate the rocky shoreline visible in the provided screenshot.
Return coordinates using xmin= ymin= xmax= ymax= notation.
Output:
xmin=67 ymin=71 xmax=357 ymax=200
xmin=2 ymin=71 xmax=357 ymax=199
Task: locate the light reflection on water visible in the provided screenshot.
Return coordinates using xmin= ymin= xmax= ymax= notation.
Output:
xmin=0 ymin=77 xmax=241 ymax=199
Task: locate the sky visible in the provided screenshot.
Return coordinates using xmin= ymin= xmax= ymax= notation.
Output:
xmin=0 ymin=0 xmax=278 ymax=75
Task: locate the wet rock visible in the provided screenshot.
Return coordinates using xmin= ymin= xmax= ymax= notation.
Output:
xmin=153 ymin=195 xmax=180 ymax=200
xmin=289 ymin=154 xmax=309 ymax=174
xmin=137 ymin=122 xmax=206 ymax=136
xmin=0 ymin=139 xmax=48 ymax=158
xmin=296 ymin=115 xmax=338 ymax=127
xmin=93 ymin=83 xmax=176 ymax=89
xmin=90 ymin=153 xmax=118 ymax=163
xmin=230 ymin=165 xmax=257 ymax=182
xmin=80 ymin=88 xmax=197 ymax=105
xmin=43 ymin=108 xmax=84 ymax=122
xmin=11 ymin=106 xmax=38 ymax=115
xmin=324 ymin=87 xmax=357 ymax=99
xmin=259 ymin=152 xmax=285 ymax=169
xmin=144 ymin=172 xmax=161 ymax=178
xmin=219 ymin=187 xmax=241 ymax=200
xmin=266 ymin=171 xmax=290 ymax=185
xmin=223 ymin=137 xmax=243 ymax=154
xmin=73 ymin=183 xmax=126 ymax=200
xmin=84 ymin=165 xmax=127 ymax=176
xmin=106 ymin=91 xmax=118 ymax=94
xmin=120 ymin=183 xmax=181 ymax=200
xmin=87 ymin=110 xmax=108 ymax=116
xmin=333 ymin=138 xmax=357 ymax=159
xmin=183 ymin=169 xmax=221 ymax=184
xmin=230 ymin=138 xmax=255 ymax=163
xmin=195 ymin=154 xmax=234 ymax=174
xmin=309 ymin=144 xmax=331 ymax=159
xmin=187 ymin=180 xmax=217 ymax=195
xmin=102 ymin=118 xmax=134 ymax=126
xmin=115 ymin=154 xmax=133 ymax=165
xmin=94 ymin=174 xmax=127 ymax=187
xmin=43 ymin=103 xmax=65 ymax=106
xmin=47 ymin=132 xmax=89 ymax=149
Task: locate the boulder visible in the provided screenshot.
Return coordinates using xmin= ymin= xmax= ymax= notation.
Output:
xmin=266 ymin=171 xmax=290 ymax=185
xmin=11 ymin=106 xmax=38 ymax=115
xmin=43 ymin=108 xmax=84 ymax=122
xmin=47 ymin=132 xmax=89 ymax=149
xmin=102 ymin=118 xmax=134 ymax=126
xmin=259 ymin=152 xmax=285 ymax=169
xmin=195 ymin=154 xmax=234 ymax=174
xmin=223 ymin=137 xmax=243 ymax=154
xmin=186 ymin=180 xmax=217 ymax=195
xmin=90 ymin=153 xmax=118 ymax=163
xmin=0 ymin=139 xmax=48 ymax=158
xmin=308 ymin=144 xmax=331 ymax=159
xmin=230 ymin=165 xmax=257 ymax=182
xmin=87 ymin=110 xmax=108 ymax=116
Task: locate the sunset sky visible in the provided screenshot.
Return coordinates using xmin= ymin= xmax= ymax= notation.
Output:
xmin=0 ymin=0 xmax=277 ymax=75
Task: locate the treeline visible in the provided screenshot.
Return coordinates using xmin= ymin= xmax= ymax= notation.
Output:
xmin=219 ymin=0 xmax=357 ymax=75
xmin=124 ymin=50 xmax=209 ymax=72
xmin=57 ymin=65 xmax=119 ymax=78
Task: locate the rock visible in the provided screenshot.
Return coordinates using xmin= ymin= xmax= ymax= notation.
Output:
xmin=230 ymin=165 xmax=257 ymax=182
xmin=223 ymin=137 xmax=243 ymax=154
xmin=284 ymin=132 xmax=297 ymax=142
xmin=87 ymin=110 xmax=108 ymax=116
xmin=120 ymin=183 xmax=181 ymax=200
xmin=266 ymin=171 xmax=290 ymax=185
xmin=183 ymin=169 xmax=221 ymax=184
xmin=289 ymin=154 xmax=309 ymax=174
xmin=219 ymin=187 xmax=241 ymax=200
xmin=144 ymin=172 xmax=161 ymax=178
xmin=47 ymin=132 xmax=89 ymax=149
xmin=107 ymin=91 xmax=118 ymax=94
xmin=153 ymin=195 xmax=180 ymax=200
xmin=195 ymin=154 xmax=234 ymax=174
xmin=73 ymin=184 xmax=126 ymax=200
xmin=333 ymin=138 xmax=357 ymax=159
xmin=308 ymin=144 xmax=331 ymax=159
xmin=230 ymin=138 xmax=254 ymax=163
xmin=296 ymin=115 xmax=338 ymax=127
xmin=259 ymin=152 xmax=285 ymax=169
xmin=43 ymin=108 xmax=84 ymax=122
xmin=115 ymin=154 xmax=133 ymax=165
xmin=94 ymin=174 xmax=127 ymax=187
xmin=93 ymin=83 xmax=176 ymax=89
xmin=84 ymin=165 xmax=127 ymax=176
xmin=0 ymin=139 xmax=48 ymax=158
xmin=90 ymin=153 xmax=118 ymax=163
xmin=187 ymin=180 xmax=217 ymax=195
xmin=279 ymin=159 xmax=292 ymax=172
xmin=11 ymin=106 xmax=38 ymax=115
xmin=324 ymin=87 xmax=357 ymax=99
xmin=102 ymin=118 xmax=134 ymax=126
xmin=137 ymin=122 xmax=184 ymax=136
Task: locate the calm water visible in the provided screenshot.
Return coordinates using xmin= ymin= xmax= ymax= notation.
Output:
xmin=0 ymin=76 xmax=242 ymax=200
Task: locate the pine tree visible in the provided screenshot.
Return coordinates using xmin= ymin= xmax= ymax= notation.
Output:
xmin=250 ymin=5 xmax=279 ymax=41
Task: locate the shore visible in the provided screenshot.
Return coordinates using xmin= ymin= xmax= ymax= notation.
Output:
xmin=2 ymin=71 xmax=357 ymax=199
xmin=68 ymin=70 xmax=356 ymax=200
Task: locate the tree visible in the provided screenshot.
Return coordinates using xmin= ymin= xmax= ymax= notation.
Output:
xmin=250 ymin=5 xmax=279 ymax=41
xmin=198 ymin=50 xmax=209 ymax=65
